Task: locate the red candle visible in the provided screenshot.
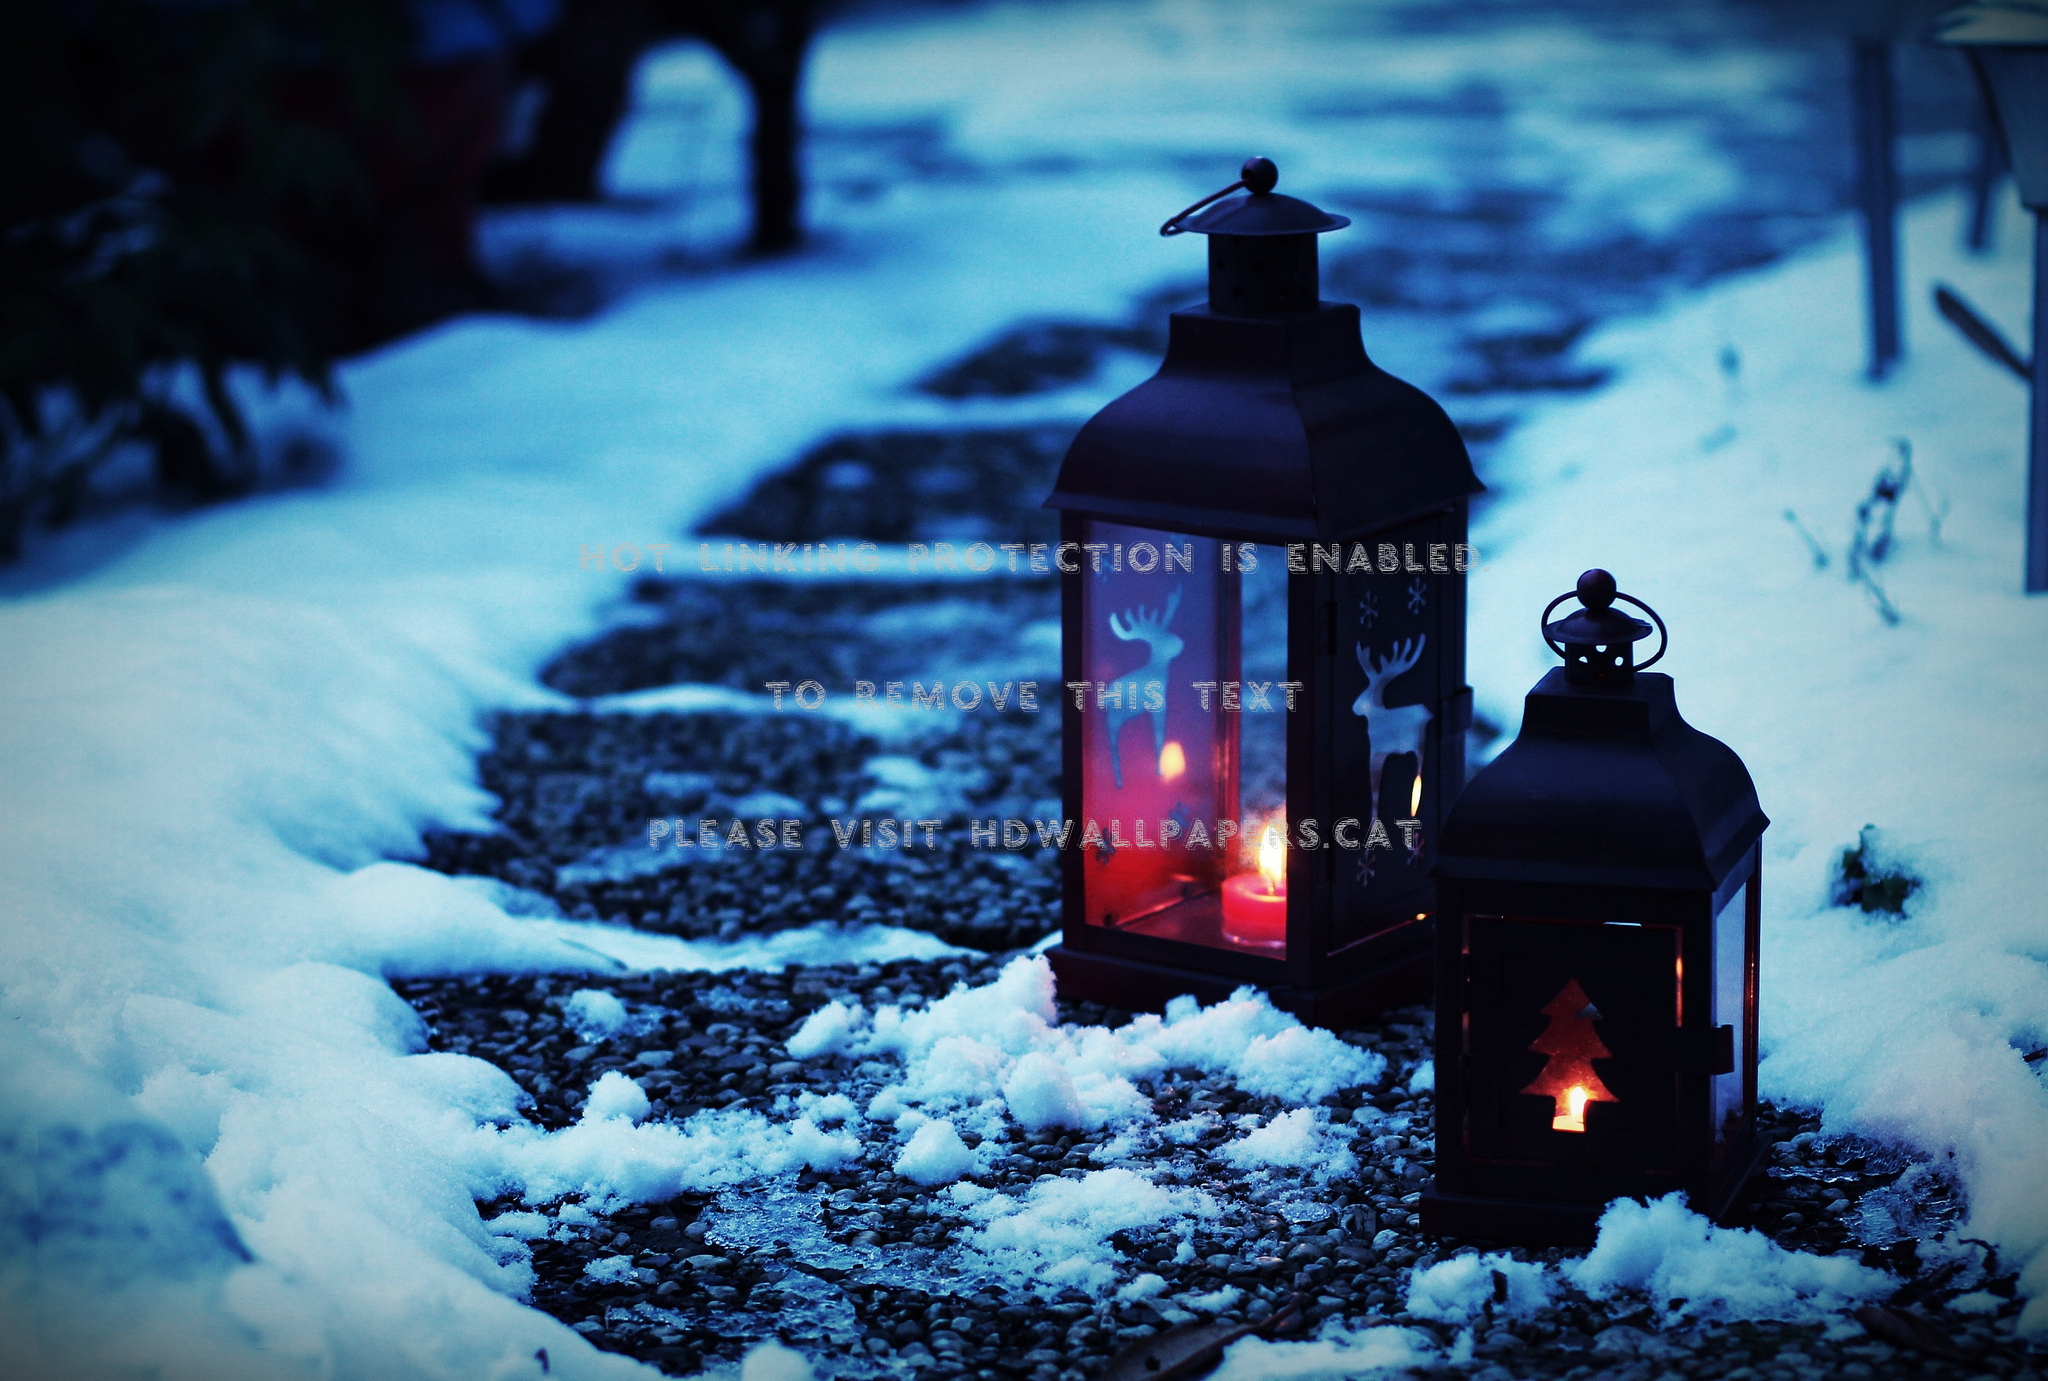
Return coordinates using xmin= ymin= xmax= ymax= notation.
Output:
xmin=1221 ymin=824 xmax=1287 ymax=948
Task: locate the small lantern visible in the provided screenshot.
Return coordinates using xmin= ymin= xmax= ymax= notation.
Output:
xmin=1422 ymin=570 xmax=1769 ymax=1244
xmin=1041 ymin=158 xmax=1483 ymax=1027
xmin=1936 ymin=1 xmax=2048 ymax=594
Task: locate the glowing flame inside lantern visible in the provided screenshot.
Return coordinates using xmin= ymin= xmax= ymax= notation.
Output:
xmin=1410 ymin=771 xmax=1423 ymax=817
xmin=1522 ymin=979 xmax=1618 ymax=1134
xmin=1258 ymin=824 xmax=1285 ymax=894
xmin=1159 ymin=740 xmax=1186 ymax=782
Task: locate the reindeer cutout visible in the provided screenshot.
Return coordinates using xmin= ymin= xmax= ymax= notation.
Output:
xmin=1353 ymin=635 xmax=1431 ymax=827
xmin=1104 ymin=587 xmax=1183 ymax=789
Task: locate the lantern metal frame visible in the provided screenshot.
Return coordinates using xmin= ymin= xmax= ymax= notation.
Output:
xmin=1041 ymin=160 xmax=1483 ymax=1028
xmin=1422 ymin=572 xmax=1769 ymax=1244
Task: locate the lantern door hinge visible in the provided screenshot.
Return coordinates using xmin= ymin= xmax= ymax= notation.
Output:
xmin=1675 ymin=1024 xmax=1735 ymax=1075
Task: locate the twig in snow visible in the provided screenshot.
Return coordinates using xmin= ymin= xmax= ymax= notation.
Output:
xmin=1856 ymin=568 xmax=1902 ymax=626
xmin=1784 ymin=510 xmax=1830 ymax=570
xmin=1849 ymin=441 xmax=1911 ymax=576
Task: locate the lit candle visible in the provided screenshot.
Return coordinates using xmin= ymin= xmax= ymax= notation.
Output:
xmin=1221 ymin=823 xmax=1287 ymax=947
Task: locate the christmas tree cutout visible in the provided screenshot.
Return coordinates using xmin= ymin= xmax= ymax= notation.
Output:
xmin=1520 ymin=978 xmax=1619 ymax=1132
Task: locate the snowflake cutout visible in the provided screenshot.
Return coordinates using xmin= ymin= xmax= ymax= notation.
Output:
xmin=1406 ymin=578 xmax=1429 ymax=615
xmin=1358 ymin=591 xmax=1378 ymax=631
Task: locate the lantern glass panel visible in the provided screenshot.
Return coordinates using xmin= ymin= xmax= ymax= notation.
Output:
xmin=1713 ymin=887 xmax=1750 ymax=1150
xmin=1239 ymin=546 xmax=1288 ymax=826
xmin=1076 ymin=518 xmax=1287 ymax=956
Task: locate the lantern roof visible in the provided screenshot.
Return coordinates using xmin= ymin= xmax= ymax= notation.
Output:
xmin=1178 ymin=190 xmax=1351 ymax=237
xmin=1048 ymin=159 xmax=1478 ymax=541
xmin=1045 ymin=306 xmax=1480 ymax=540
xmin=1437 ymin=670 xmax=1767 ymax=893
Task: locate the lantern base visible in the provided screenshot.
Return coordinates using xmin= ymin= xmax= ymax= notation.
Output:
xmin=1419 ymin=1132 xmax=1769 ymax=1245
xmin=1417 ymin=1183 xmax=1605 ymax=1246
xmin=1042 ymin=942 xmax=1430 ymax=1031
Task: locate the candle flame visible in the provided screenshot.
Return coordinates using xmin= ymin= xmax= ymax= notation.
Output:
xmin=1410 ymin=771 xmax=1423 ymax=817
xmin=1258 ymin=824 xmax=1285 ymax=894
xmin=1554 ymin=1085 xmax=1590 ymax=1134
xmin=1159 ymin=740 xmax=1186 ymax=781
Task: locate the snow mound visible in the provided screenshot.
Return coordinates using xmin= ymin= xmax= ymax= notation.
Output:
xmin=582 ymin=1070 xmax=650 ymax=1124
xmin=1208 ymin=1327 xmax=1436 ymax=1380
xmin=488 ymin=1108 xmax=859 ymax=1207
xmin=1002 ymin=1051 xmax=1088 ymax=1131
xmin=786 ymin=1000 xmax=863 ymax=1059
xmin=964 ymin=1168 xmax=1217 ymax=1293
xmin=1567 ymin=1193 xmax=1891 ymax=1322
xmin=788 ymin=957 xmax=1386 ymax=1139
xmin=739 ymin=1341 xmax=816 ymax=1381
xmin=893 ymin=1119 xmax=977 ymax=1186
xmin=563 ymin=989 xmax=631 ymax=1041
xmin=1406 ymin=1251 xmax=1553 ymax=1322
xmin=1218 ymin=1108 xmax=1357 ymax=1177
xmin=583 ymin=1254 xmax=638 ymax=1284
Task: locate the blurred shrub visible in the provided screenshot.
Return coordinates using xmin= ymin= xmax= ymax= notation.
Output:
xmin=0 ymin=0 xmax=409 ymax=557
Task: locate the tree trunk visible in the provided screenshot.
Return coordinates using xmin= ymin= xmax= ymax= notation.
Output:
xmin=701 ymin=3 xmax=815 ymax=256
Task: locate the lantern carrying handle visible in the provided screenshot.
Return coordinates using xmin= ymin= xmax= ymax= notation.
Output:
xmin=1161 ymin=178 xmax=1247 ymax=236
xmin=1540 ymin=590 xmax=1668 ymax=670
xmin=1160 ymin=156 xmax=1280 ymax=235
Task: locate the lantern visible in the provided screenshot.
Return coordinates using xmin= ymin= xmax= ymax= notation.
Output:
xmin=1040 ymin=158 xmax=1483 ymax=1028
xmin=1936 ymin=1 xmax=2048 ymax=593
xmin=1421 ymin=571 xmax=1769 ymax=1244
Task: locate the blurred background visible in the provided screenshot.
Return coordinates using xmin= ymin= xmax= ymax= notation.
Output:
xmin=0 ymin=0 xmax=2002 ymax=563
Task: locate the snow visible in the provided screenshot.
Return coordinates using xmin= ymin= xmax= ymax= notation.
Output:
xmin=892 ymin=1119 xmax=977 ymax=1186
xmin=580 ymin=1070 xmax=650 ymax=1123
xmin=1407 ymin=1250 xmax=1554 ymax=1323
xmin=784 ymin=957 xmax=1386 ymax=1140
xmin=488 ymin=1105 xmax=860 ymax=1207
xmin=962 ymin=1167 xmax=1218 ymax=1293
xmin=1218 ymin=1108 xmax=1357 ymax=1177
xmin=733 ymin=1341 xmax=814 ymax=1381
xmin=1209 ymin=1326 xmax=1435 ymax=1381
xmin=1000 ymin=1051 xmax=1089 ymax=1132
xmin=583 ymin=1254 xmax=639 ymax=1285
xmin=1566 ymin=1194 xmax=1891 ymax=1323
xmin=563 ymin=989 xmax=632 ymax=1043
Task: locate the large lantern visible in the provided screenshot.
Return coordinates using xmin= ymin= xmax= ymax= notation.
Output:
xmin=1422 ymin=571 xmax=1769 ymax=1244
xmin=1040 ymin=158 xmax=1483 ymax=1028
xmin=1936 ymin=1 xmax=2048 ymax=594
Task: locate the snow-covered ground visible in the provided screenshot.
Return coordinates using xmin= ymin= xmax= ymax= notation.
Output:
xmin=1 ymin=0 xmax=2041 ymax=1377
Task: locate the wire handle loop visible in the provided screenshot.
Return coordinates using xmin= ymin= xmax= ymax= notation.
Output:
xmin=1626 ymin=595 xmax=1669 ymax=669
xmin=1161 ymin=178 xmax=1246 ymax=236
xmin=1540 ymin=590 xmax=1668 ymax=669
xmin=1538 ymin=592 xmax=1575 ymax=659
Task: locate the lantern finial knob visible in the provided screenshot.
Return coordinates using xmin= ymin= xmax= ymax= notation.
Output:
xmin=1240 ymin=156 xmax=1278 ymax=195
xmin=1576 ymin=568 xmax=1617 ymax=610
xmin=1542 ymin=569 xmax=1666 ymax=688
